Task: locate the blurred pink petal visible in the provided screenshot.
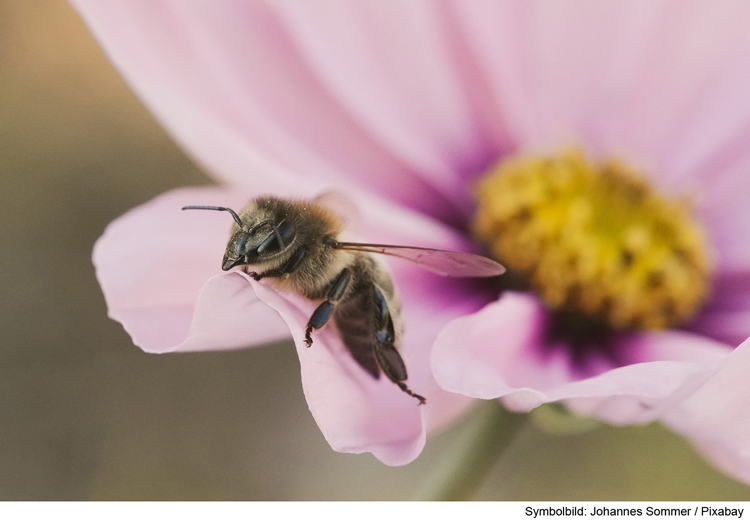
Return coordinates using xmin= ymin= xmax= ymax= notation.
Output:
xmin=433 ymin=292 xmax=731 ymax=423
xmin=696 ymin=155 xmax=750 ymax=275
xmin=272 ymin=0 xmax=485 ymax=202
xmin=662 ymin=338 xmax=750 ymax=483
xmin=690 ymin=271 xmax=750 ymax=345
xmin=69 ymin=0 xmax=465 ymax=222
xmin=453 ymin=0 xmax=750 ymax=178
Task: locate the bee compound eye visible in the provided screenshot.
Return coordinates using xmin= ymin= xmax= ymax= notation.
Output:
xmin=277 ymin=220 xmax=295 ymax=246
xmin=257 ymin=220 xmax=295 ymax=255
xmin=257 ymin=231 xmax=280 ymax=255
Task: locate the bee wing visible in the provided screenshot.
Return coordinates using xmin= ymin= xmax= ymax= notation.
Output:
xmin=332 ymin=242 xmax=506 ymax=277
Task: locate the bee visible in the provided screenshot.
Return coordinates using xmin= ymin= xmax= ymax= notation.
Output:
xmin=183 ymin=196 xmax=505 ymax=405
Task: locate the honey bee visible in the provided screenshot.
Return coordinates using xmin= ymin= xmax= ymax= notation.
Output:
xmin=183 ymin=196 xmax=505 ymax=404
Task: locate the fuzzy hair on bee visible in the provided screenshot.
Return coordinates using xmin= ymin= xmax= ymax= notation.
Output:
xmin=224 ymin=197 xmax=354 ymax=298
xmin=183 ymin=195 xmax=506 ymax=405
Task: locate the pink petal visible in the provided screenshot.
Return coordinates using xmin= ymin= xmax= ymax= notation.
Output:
xmin=394 ymin=269 xmax=482 ymax=434
xmin=688 ymin=168 xmax=750 ymax=346
xmin=453 ymin=0 xmax=662 ymax=150
xmin=689 ymin=271 xmax=750 ymax=347
xmin=695 ymin=153 xmax=750 ymax=275
xmin=433 ymin=292 xmax=731 ymax=424
xmin=271 ymin=0 xmax=488 ymax=205
xmin=69 ymin=0 xmax=466 ymax=222
xmin=563 ymin=331 xmax=730 ymax=425
xmin=615 ymin=0 xmax=750 ymax=189
xmin=332 ymin=190 xmax=474 ymax=252
xmin=93 ymin=187 xmax=289 ymax=352
xmin=251 ymin=280 xmax=426 ymax=466
xmin=453 ymin=0 xmax=750 ymax=185
xmin=662 ymin=337 xmax=750 ymax=484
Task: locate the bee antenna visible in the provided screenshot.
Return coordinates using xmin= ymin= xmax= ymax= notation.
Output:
xmin=271 ymin=223 xmax=287 ymax=251
xmin=182 ymin=205 xmax=243 ymax=228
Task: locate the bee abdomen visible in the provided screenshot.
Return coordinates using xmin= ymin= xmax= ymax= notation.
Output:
xmin=334 ymin=284 xmax=381 ymax=380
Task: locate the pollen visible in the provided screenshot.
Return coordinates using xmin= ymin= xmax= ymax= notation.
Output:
xmin=473 ymin=149 xmax=712 ymax=330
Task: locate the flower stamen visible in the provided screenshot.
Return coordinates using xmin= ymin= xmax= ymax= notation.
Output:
xmin=473 ymin=149 xmax=712 ymax=330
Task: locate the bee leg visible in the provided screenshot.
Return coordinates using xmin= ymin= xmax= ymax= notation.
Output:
xmin=248 ymin=247 xmax=306 ymax=281
xmin=372 ymin=287 xmax=427 ymax=405
xmin=396 ymin=382 xmax=427 ymax=406
xmin=304 ymin=268 xmax=352 ymax=347
xmin=374 ymin=344 xmax=427 ymax=405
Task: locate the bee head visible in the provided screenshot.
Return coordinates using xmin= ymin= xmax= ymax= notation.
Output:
xmin=181 ymin=204 xmax=297 ymax=271
xmin=222 ymin=219 xmax=296 ymax=270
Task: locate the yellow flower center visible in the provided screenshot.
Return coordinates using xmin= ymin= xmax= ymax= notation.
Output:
xmin=472 ymin=149 xmax=712 ymax=330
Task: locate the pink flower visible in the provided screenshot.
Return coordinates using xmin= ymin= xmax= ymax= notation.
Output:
xmin=74 ymin=0 xmax=750 ymax=477
xmin=662 ymin=337 xmax=750 ymax=483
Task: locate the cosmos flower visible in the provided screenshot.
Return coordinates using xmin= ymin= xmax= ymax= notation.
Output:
xmin=74 ymin=0 xmax=750 ymax=478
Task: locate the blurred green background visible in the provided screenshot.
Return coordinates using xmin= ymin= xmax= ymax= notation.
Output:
xmin=1 ymin=0 xmax=749 ymax=500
